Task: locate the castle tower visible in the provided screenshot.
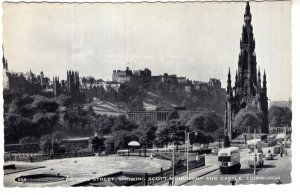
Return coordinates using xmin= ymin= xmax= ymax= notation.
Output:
xmin=67 ymin=70 xmax=80 ymax=102
xmin=53 ymin=76 xmax=61 ymax=98
xmin=225 ymin=2 xmax=269 ymax=140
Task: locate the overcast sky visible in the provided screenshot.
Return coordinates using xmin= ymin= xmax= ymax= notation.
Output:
xmin=2 ymin=1 xmax=291 ymax=101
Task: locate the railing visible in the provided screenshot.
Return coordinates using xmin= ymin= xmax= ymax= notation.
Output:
xmin=117 ymin=149 xmax=150 ymax=157
xmin=4 ymin=151 xmax=95 ymax=162
xmin=72 ymin=155 xmax=205 ymax=187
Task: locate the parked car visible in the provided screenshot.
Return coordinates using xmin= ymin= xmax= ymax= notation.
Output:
xmin=211 ymin=148 xmax=219 ymax=155
xmin=265 ymin=152 xmax=273 ymax=160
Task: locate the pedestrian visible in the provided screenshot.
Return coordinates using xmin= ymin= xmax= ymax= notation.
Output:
xmin=168 ymin=176 xmax=173 ymax=186
xmin=280 ymin=148 xmax=283 ymax=157
xmin=230 ymin=178 xmax=236 ymax=185
xmin=160 ymin=167 xmax=164 ymax=178
xmin=145 ymin=172 xmax=149 ymax=186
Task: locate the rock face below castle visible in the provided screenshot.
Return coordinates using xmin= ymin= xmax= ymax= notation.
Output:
xmin=225 ymin=2 xmax=269 ymax=140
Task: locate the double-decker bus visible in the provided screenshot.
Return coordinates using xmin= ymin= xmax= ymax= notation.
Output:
xmin=218 ymin=147 xmax=241 ymax=174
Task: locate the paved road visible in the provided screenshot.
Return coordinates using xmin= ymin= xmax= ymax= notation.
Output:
xmin=184 ymin=147 xmax=291 ymax=186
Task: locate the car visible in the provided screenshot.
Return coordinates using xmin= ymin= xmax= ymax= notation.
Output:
xmin=211 ymin=148 xmax=219 ymax=155
xmin=265 ymin=152 xmax=273 ymax=160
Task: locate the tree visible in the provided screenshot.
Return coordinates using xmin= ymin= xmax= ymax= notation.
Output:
xmin=168 ymin=110 xmax=179 ymax=120
xmin=90 ymin=136 xmax=105 ymax=152
xmin=45 ymin=112 xmax=59 ymax=135
xmin=131 ymin=122 xmax=157 ymax=148
xmin=154 ymin=118 xmax=187 ymax=149
xmin=8 ymin=95 xmax=34 ymax=116
xmin=36 ymin=100 xmax=59 ymax=113
xmin=19 ymin=104 xmax=35 ymax=118
xmin=34 ymin=114 xmax=47 ymax=135
xmin=269 ymin=106 xmax=292 ymax=127
xmin=104 ymin=130 xmax=132 ymax=152
xmin=79 ymin=115 xmax=88 ymax=134
xmin=187 ymin=112 xmax=223 ymax=147
xmin=96 ymin=115 xmax=114 ymax=135
xmin=129 ymin=96 xmax=145 ymax=111
xmin=111 ymin=115 xmax=137 ymax=132
xmin=63 ymin=109 xmax=79 ymax=131
xmin=19 ymin=117 xmax=36 ymax=138
xmin=5 ymin=94 xmax=60 ymax=144
xmin=5 ymin=114 xmax=32 ymax=142
xmin=39 ymin=135 xmax=52 ymax=154
xmin=233 ymin=108 xmax=262 ymax=134
xmin=56 ymin=94 xmax=72 ymax=110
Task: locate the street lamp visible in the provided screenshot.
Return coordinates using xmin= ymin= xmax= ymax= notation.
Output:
xmin=185 ymin=130 xmax=198 ymax=180
xmin=254 ymin=128 xmax=257 ymax=175
xmin=156 ymin=142 xmax=176 ymax=185
xmin=172 ymin=141 xmax=175 ymax=185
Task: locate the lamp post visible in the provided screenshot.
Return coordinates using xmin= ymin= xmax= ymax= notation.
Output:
xmin=254 ymin=128 xmax=257 ymax=175
xmin=185 ymin=130 xmax=198 ymax=180
xmin=172 ymin=141 xmax=175 ymax=185
xmin=243 ymin=133 xmax=247 ymax=146
xmin=157 ymin=142 xmax=176 ymax=185
xmin=284 ymin=124 xmax=287 ymax=148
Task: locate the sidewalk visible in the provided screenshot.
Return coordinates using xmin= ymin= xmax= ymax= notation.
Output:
xmin=152 ymin=165 xmax=219 ymax=186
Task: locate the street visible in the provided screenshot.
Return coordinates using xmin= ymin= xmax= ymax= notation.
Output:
xmin=184 ymin=147 xmax=291 ymax=185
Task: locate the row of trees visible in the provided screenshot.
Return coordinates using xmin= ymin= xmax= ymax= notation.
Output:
xmin=103 ymin=112 xmax=224 ymax=152
xmin=232 ymin=105 xmax=292 ymax=136
xmin=4 ymin=93 xmax=142 ymax=144
xmin=4 ymin=94 xmax=60 ymax=144
xmin=4 ymin=91 xmax=292 ymax=153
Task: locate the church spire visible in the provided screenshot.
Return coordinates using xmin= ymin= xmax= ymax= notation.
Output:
xmin=238 ymin=1 xmax=257 ymax=98
xmin=262 ymin=69 xmax=267 ymax=96
xmin=227 ymin=68 xmax=232 ymax=97
xmin=257 ymin=67 xmax=261 ymax=96
xmin=244 ymin=1 xmax=252 ymax=23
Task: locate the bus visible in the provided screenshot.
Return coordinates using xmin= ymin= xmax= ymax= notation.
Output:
xmin=247 ymin=139 xmax=263 ymax=153
xmin=248 ymin=152 xmax=264 ymax=167
xmin=218 ymin=147 xmax=241 ymax=174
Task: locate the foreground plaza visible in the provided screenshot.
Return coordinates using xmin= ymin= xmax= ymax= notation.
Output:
xmin=4 ymin=155 xmax=171 ymax=187
xmin=4 ymin=146 xmax=291 ymax=187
